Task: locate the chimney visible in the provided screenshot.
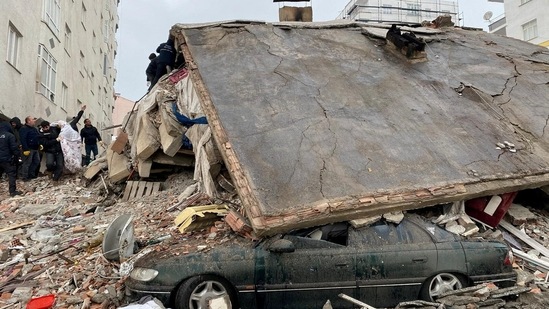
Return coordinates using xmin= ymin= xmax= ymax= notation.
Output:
xmin=274 ymin=0 xmax=313 ymax=22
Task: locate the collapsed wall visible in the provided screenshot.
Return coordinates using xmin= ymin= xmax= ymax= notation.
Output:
xmin=115 ymin=20 xmax=549 ymax=236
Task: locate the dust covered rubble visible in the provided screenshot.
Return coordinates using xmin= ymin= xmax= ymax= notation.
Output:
xmin=0 ymin=171 xmax=239 ymax=309
xmin=2 ymin=172 xmax=549 ymax=309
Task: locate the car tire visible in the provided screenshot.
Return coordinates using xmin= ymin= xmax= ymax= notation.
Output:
xmin=174 ymin=275 xmax=239 ymax=309
xmin=419 ymin=272 xmax=466 ymax=302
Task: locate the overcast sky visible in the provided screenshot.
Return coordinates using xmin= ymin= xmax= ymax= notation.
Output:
xmin=114 ymin=0 xmax=504 ymax=102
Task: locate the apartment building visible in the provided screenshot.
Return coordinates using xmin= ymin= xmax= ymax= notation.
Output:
xmin=488 ymin=0 xmax=549 ymax=48
xmin=337 ymin=0 xmax=459 ymax=25
xmin=0 ymin=0 xmax=119 ymax=141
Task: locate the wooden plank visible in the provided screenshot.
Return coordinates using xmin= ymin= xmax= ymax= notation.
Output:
xmin=499 ymin=220 xmax=549 ymax=258
xmin=136 ymin=181 xmax=147 ymax=199
xmin=129 ymin=181 xmax=140 ymax=200
xmin=152 ymin=182 xmax=161 ymax=194
xmin=0 ymin=221 xmax=35 ymax=233
xmin=122 ymin=181 xmax=134 ymax=201
xmin=144 ymin=182 xmax=154 ymax=196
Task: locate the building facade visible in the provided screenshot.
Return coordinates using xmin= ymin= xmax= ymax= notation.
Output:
xmin=488 ymin=0 xmax=549 ymax=48
xmin=0 ymin=0 xmax=119 ymax=141
xmin=337 ymin=0 xmax=459 ymax=25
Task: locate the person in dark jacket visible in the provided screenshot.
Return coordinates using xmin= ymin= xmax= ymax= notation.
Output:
xmin=69 ymin=105 xmax=87 ymax=133
xmin=149 ymin=37 xmax=176 ymax=91
xmin=9 ymin=117 xmax=23 ymax=178
xmin=19 ymin=116 xmax=41 ymax=181
xmin=39 ymin=121 xmax=64 ymax=182
xmin=9 ymin=117 xmax=22 ymax=145
xmin=80 ymin=118 xmax=103 ymax=166
xmin=146 ymin=53 xmax=157 ymax=87
xmin=0 ymin=121 xmax=22 ymax=196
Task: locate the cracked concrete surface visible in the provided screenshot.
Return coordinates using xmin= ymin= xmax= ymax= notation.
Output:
xmin=175 ymin=22 xmax=549 ymax=234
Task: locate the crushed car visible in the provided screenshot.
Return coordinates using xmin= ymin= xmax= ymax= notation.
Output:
xmin=125 ymin=214 xmax=516 ymax=309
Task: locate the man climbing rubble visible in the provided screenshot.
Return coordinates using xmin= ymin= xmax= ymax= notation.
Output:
xmin=149 ymin=36 xmax=176 ymax=91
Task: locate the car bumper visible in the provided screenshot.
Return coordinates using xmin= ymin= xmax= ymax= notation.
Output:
xmin=125 ymin=282 xmax=173 ymax=306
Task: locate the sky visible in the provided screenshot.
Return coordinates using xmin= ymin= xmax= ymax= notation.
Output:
xmin=114 ymin=0 xmax=504 ymax=102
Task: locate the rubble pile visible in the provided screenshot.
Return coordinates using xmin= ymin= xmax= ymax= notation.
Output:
xmin=0 ymin=170 xmax=240 ymax=309
xmin=2 ymin=170 xmax=549 ymax=308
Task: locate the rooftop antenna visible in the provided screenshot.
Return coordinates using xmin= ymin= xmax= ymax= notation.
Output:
xmin=483 ymin=11 xmax=493 ymax=22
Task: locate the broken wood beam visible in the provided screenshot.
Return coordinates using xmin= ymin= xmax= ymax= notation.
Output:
xmin=0 ymin=221 xmax=35 ymax=233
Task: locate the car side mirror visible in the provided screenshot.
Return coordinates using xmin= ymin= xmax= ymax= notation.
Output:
xmin=268 ymin=239 xmax=295 ymax=253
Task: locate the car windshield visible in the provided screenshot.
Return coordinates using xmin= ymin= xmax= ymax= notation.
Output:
xmin=286 ymin=222 xmax=350 ymax=247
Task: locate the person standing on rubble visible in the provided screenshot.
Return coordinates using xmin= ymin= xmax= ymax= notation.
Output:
xmin=56 ymin=120 xmax=82 ymax=173
xmin=146 ymin=53 xmax=157 ymax=88
xmin=0 ymin=121 xmax=22 ymax=196
xmin=19 ymin=116 xmax=40 ymax=181
xmin=9 ymin=117 xmax=23 ymax=178
xmin=69 ymin=105 xmax=86 ymax=133
xmin=80 ymin=118 xmax=103 ymax=166
xmin=39 ymin=121 xmax=64 ymax=183
xmin=149 ymin=36 xmax=176 ymax=91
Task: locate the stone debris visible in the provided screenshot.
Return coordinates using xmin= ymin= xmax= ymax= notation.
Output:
xmin=3 ymin=170 xmax=549 ymax=309
xmin=0 ymin=170 xmax=238 ymax=309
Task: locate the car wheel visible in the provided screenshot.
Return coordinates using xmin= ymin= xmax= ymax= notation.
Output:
xmin=174 ymin=275 xmax=238 ymax=309
xmin=420 ymin=273 xmax=465 ymax=301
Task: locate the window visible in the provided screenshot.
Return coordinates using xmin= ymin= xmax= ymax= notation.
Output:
xmin=382 ymin=5 xmax=393 ymax=15
xmin=7 ymin=23 xmax=22 ymax=68
xmin=43 ymin=0 xmax=60 ymax=35
xmin=61 ymin=83 xmax=68 ymax=110
xmin=64 ymin=24 xmax=71 ymax=55
xmin=407 ymin=3 xmax=421 ymax=16
xmin=103 ymin=18 xmax=111 ymax=42
xmin=103 ymin=54 xmax=108 ymax=76
xmin=81 ymin=3 xmax=87 ymax=30
xmin=523 ymin=19 xmax=538 ymax=41
xmin=37 ymin=44 xmax=57 ymax=101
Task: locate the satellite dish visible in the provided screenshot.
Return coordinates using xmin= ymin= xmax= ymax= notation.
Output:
xmin=102 ymin=214 xmax=135 ymax=262
xmin=483 ymin=11 xmax=493 ymax=21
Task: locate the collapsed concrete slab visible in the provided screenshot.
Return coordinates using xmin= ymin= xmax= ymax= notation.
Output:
xmin=170 ymin=20 xmax=549 ymax=236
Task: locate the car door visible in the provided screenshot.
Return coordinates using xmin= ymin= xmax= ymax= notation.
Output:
xmin=352 ymin=219 xmax=438 ymax=308
xmin=256 ymin=225 xmax=356 ymax=309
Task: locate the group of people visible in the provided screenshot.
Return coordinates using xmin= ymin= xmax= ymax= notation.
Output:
xmin=146 ymin=35 xmax=185 ymax=91
xmin=0 ymin=105 xmax=104 ymax=197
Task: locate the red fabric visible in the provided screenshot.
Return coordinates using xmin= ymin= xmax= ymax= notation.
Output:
xmin=465 ymin=192 xmax=518 ymax=227
xmin=169 ymin=68 xmax=189 ymax=84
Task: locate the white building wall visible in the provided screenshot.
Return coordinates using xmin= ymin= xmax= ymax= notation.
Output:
xmin=488 ymin=0 xmax=549 ymax=48
xmin=338 ymin=0 xmax=459 ymax=25
xmin=0 ymin=0 xmax=119 ymax=142
xmin=504 ymin=0 xmax=549 ymax=47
